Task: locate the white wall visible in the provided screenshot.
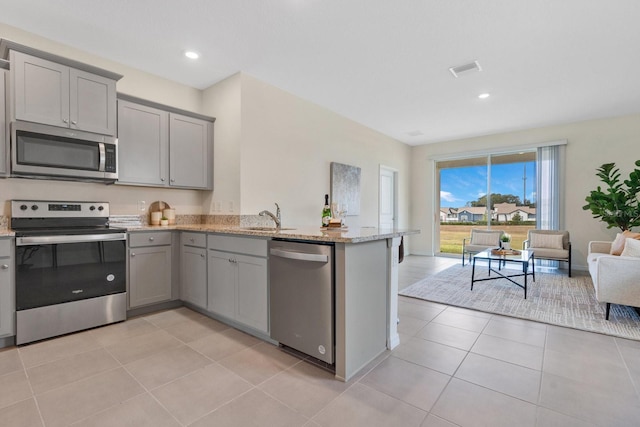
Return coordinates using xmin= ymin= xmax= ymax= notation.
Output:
xmin=410 ymin=113 xmax=640 ymax=269
xmin=201 ymin=73 xmax=242 ymax=215
xmin=0 ymin=23 xmax=207 ymax=216
xmin=235 ymin=74 xmax=412 ymax=228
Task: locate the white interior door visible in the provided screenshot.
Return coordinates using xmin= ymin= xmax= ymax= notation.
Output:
xmin=379 ymin=166 xmax=396 ymax=229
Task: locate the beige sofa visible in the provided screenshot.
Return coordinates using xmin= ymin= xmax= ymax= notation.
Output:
xmin=587 ymin=241 xmax=640 ymax=319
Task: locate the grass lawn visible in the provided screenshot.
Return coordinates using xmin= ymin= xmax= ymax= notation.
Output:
xmin=440 ymin=224 xmax=535 ymax=254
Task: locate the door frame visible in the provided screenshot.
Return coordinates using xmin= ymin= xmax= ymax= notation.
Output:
xmin=379 ymin=165 xmax=398 ymax=229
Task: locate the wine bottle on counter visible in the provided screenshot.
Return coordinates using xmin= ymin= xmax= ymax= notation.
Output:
xmin=322 ymin=194 xmax=331 ymax=227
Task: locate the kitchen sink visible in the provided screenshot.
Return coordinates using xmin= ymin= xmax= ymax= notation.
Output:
xmin=240 ymin=227 xmax=296 ymax=231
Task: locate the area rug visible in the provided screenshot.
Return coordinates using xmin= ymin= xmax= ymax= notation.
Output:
xmin=399 ymin=264 xmax=640 ymax=341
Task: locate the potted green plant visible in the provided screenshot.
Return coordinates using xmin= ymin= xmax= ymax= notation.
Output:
xmin=160 ymin=216 xmax=169 ymax=226
xmin=500 ymin=233 xmax=511 ymax=250
xmin=582 ymin=160 xmax=640 ymax=231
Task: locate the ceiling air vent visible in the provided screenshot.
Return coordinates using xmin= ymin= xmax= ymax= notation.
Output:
xmin=449 ymin=60 xmax=482 ymax=78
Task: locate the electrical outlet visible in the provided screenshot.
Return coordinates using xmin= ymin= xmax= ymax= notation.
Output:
xmin=215 ymin=201 xmax=222 ymax=212
xmin=138 ymin=200 xmax=146 ymax=212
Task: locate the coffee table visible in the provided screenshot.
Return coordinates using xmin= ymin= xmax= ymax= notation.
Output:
xmin=471 ymin=249 xmax=535 ymax=299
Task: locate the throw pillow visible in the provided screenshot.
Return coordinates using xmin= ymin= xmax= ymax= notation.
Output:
xmin=621 ymin=238 xmax=640 ymax=258
xmin=529 ymin=233 xmax=564 ymax=250
xmin=471 ymin=232 xmax=499 ymax=246
xmin=610 ymin=231 xmax=640 ymax=255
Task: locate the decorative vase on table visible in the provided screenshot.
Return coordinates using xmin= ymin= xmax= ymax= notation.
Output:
xmin=501 ymin=242 xmax=511 ymax=250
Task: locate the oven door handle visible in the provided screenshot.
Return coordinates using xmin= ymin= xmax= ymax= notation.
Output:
xmin=16 ymin=233 xmax=127 ymax=246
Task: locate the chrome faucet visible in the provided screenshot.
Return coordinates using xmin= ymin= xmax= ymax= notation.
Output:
xmin=259 ymin=203 xmax=281 ymax=229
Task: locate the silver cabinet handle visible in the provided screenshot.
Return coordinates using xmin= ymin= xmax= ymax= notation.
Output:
xmin=71 ymin=120 xmax=77 ymax=125
xmin=62 ymin=118 xmax=69 ymax=124
xmin=161 ymin=178 xmax=165 ymax=182
xmin=190 ymin=238 xmax=195 ymax=243
xmin=149 ymin=237 xmax=154 ymax=241
xmin=170 ymin=179 xmax=175 ymax=183
xmin=201 ymin=254 xmax=205 ymax=258
xmin=131 ymin=253 xmax=136 ymax=257
xmin=1 ymin=264 xmax=8 ymax=269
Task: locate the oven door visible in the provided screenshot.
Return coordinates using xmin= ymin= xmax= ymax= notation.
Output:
xmin=15 ymin=233 xmax=127 ymax=311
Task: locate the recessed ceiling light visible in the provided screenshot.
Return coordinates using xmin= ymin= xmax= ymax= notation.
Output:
xmin=184 ymin=51 xmax=200 ymax=59
xmin=478 ymin=93 xmax=490 ymax=99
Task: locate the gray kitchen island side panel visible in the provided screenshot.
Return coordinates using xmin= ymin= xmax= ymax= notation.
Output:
xmin=334 ymin=239 xmax=388 ymax=381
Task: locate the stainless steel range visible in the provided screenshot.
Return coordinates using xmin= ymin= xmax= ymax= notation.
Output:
xmin=11 ymin=200 xmax=127 ymax=345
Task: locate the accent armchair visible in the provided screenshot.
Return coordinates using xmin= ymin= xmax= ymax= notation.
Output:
xmin=523 ymin=229 xmax=572 ymax=277
xmin=462 ymin=229 xmax=504 ymax=266
xmin=588 ymin=240 xmax=640 ymax=320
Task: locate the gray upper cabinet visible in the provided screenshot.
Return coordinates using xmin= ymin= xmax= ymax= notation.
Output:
xmin=117 ymin=100 xmax=168 ymax=185
xmin=11 ymin=50 xmax=117 ymax=135
xmin=169 ymin=113 xmax=210 ymax=188
xmin=117 ymin=95 xmax=214 ymax=190
xmin=0 ymin=69 xmax=7 ymax=176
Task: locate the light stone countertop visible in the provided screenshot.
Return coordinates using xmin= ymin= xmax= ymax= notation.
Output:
xmin=0 ymin=223 xmax=418 ymax=243
xmin=126 ymin=224 xmax=419 ymax=243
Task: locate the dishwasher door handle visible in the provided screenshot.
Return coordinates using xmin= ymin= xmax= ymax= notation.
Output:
xmin=270 ymin=248 xmax=328 ymax=263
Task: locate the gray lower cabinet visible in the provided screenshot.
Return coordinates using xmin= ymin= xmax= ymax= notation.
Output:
xmin=128 ymin=232 xmax=173 ymax=308
xmin=10 ymin=50 xmax=117 ymax=135
xmin=181 ymin=233 xmax=207 ymax=309
xmin=207 ymin=235 xmax=269 ymax=334
xmin=117 ymin=95 xmax=213 ymax=190
xmin=0 ymin=238 xmax=15 ymax=338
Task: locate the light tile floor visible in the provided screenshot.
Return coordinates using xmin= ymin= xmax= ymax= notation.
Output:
xmin=2 ymin=255 xmax=640 ymax=426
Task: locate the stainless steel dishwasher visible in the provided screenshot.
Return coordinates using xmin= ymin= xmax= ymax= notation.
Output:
xmin=269 ymin=239 xmax=334 ymax=364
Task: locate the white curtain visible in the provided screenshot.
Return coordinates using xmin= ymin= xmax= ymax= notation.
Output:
xmin=536 ymin=144 xmax=566 ymax=269
xmin=536 ymin=144 xmax=565 ymax=230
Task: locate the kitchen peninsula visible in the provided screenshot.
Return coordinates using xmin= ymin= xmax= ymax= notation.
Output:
xmin=132 ymin=224 xmax=419 ymax=381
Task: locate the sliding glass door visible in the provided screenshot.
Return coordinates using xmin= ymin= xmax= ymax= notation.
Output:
xmin=438 ymin=151 xmax=537 ymax=255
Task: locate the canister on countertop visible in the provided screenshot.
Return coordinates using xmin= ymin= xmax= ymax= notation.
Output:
xmin=163 ymin=208 xmax=176 ymax=225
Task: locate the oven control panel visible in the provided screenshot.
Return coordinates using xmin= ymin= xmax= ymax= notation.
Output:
xmin=11 ymin=200 xmax=110 ymax=218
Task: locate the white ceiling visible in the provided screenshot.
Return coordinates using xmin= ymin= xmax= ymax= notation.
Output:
xmin=1 ymin=0 xmax=639 ymax=145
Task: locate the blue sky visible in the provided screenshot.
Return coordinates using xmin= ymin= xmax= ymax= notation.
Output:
xmin=440 ymin=162 xmax=536 ymax=207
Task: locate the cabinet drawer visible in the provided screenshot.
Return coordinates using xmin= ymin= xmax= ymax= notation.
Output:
xmin=0 ymin=238 xmax=10 ymax=257
xmin=129 ymin=231 xmax=172 ymax=247
xmin=208 ymin=234 xmax=268 ymax=257
xmin=181 ymin=232 xmax=207 ymax=248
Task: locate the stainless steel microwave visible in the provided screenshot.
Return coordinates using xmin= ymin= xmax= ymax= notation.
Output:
xmin=11 ymin=121 xmax=118 ymax=183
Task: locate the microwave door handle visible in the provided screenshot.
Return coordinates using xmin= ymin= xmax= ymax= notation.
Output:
xmin=98 ymin=142 xmax=106 ymax=172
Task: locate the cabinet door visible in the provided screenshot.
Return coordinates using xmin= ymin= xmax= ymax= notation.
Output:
xmin=129 ymin=246 xmax=172 ymax=308
xmin=181 ymin=246 xmax=207 ymax=309
xmin=0 ymin=71 xmax=6 ymax=176
xmin=169 ymin=113 xmax=210 ymax=189
xmin=236 ymin=254 xmax=268 ymax=333
xmin=207 ymin=250 xmax=236 ymax=319
xmin=117 ymin=100 xmax=169 ymax=185
xmin=0 ymin=255 xmax=14 ymax=338
xmin=12 ymin=51 xmax=70 ymax=128
xmin=70 ymin=68 xmax=116 ymax=135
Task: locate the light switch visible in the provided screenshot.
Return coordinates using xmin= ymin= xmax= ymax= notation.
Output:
xmin=138 ymin=200 xmax=146 ymax=212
